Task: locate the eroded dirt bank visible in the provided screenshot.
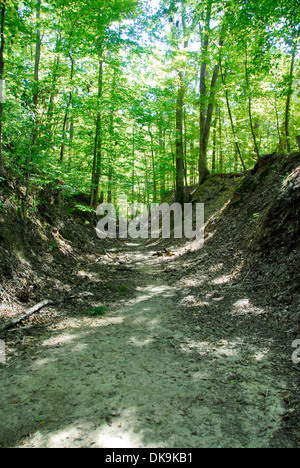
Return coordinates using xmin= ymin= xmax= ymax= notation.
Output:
xmin=0 ymin=241 xmax=298 ymax=448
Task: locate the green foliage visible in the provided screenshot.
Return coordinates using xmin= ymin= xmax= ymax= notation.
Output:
xmin=73 ymin=204 xmax=95 ymax=214
xmin=0 ymin=0 xmax=299 ymax=207
xmin=84 ymin=305 xmax=109 ymax=317
xmin=107 ymin=283 xmax=130 ymax=296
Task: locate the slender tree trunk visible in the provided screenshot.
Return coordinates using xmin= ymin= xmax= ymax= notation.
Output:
xmin=212 ymin=110 xmax=218 ymax=173
xmin=107 ymin=164 xmax=113 ymax=204
xmin=144 ymin=155 xmax=149 ymax=205
xmin=47 ymin=36 xmax=61 ymax=137
xmin=183 ymin=107 xmax=188 ymax=188
xmin=30 ymin=0 xmax=42 ymax=156
xmin=68 ymin=116 xmax=74 ymax=169
xmin=60 ymin=53 xmax=74 ymax=163
xmin=25 ymin=0 xmax=41 ymax=211
xmin=284 ymin=39 xmax=297 ymax=153
xmin=218 ymin=107 xmax=223 ymax=172
xmin=131 ymin=125 xmax=135 ymax=202
xmin=90 ymin=59 xmax=103 ymax=208
xmin=0 ymin=0 xmax=6 ymax=179
xmin=198 ymin=1 xmax=212 ymax=185
xmin=158 ymin=123 xmax=166 ymax=200
xmin=198 ymin=3 xmax=224 ymax=184
xmin=248 ymin=96 xmax=260 ymax=160
xmin=190 ymin=140 xmax=195 ymax=184
xmin=174 ymin=0 xmax=189 ymax=204
xmin=149 ymin=125 xmax=157 ymax=203
xmin=107 ymin=67 xmax=116 ymax=204
xmin=33 ymin=0 xmax=41 ymax=110
xmin=168 ymin=130 xmax=175 ymax=191
xmin=274 ymin=95 xmax=283 ymax=152
xmin=245 ymin=45 xmax=260 ymax=160
xmin=175 ymin=70 xmax=185 ymax=204
xmin=220 ymin=61 xmax=246 ymax=171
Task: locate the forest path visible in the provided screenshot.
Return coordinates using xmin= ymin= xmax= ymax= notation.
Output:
xmin=0 ymin=241 xmax=295 ymax=448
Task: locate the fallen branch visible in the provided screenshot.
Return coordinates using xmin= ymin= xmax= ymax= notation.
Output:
xmin=0 ymin=300 xmax=54 ymax=333
xmin=0 ymin=296 xmax=76 ymax=333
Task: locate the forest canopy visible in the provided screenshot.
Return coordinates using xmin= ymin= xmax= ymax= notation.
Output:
xmin=0 ymin=0 xmax=299 ymax=206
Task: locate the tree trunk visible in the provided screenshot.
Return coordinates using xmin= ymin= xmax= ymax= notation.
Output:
xmin=158 ymin=123 xmax=166 ymax=200
xmin=90 ymin=59 xmax=103 ymax=208
xmin=212 ymin=110 xmax=218 ymax=173
xmin=131 ymin=125 xmax=135 ymax=202
xmin=218 ymin=107 xmax=223 ymax=172
xmin=174 ymin=1 xmax=189 ymax=204
xmin=60 ymin=53 xmax=74 ymax=163
xmin=46 ymin=35 xmax=61 ymax=145
xmin=198 ymin=1 xmax=212 ymax=185
xmin=183 ymin=107 xmax=188 ymax=187
xmin=107 ymin=67 xmax=116 ymax=204
xmin=47 ymin=52 xmax=60 ymax=144
xmin=149 ymin=125 xmax=157 ymax=203
xmin=274 ymin=94 xmax=284 ymax=152
xmin=198 ymin=2 xmax=224 ymax=184
xmin=29 ymin=0 xmax=42 ymax=187
xmin=175 ymin=71 xmax=185 ymax=204
xmin=284 ymin=39 xmax=297 ymax=153
xmin=33 ymin=0 xmax=41 ymax=110
xmin=0 ymin=0 xmax=6 ymax=179
xmin=245 ymin=45 xmax=260 ymax=160
xmin=107 ymin=164 xmax=113 ymax=204
xmin=220 ymin=61 xmax=246 ymax=171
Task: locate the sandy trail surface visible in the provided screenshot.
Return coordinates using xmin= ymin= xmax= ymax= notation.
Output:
xmin=0 ymin=242 xmax=296 ymax=448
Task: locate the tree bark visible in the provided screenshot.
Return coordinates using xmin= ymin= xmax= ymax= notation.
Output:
xmin=212 ymin=110 xmax=218 ymax=173
xmin=198 ymin=2 xmax=224 ymax=184
xmin=174 ymin=0 xmax=189 ymax=204
xmin=28 ymin=0 xmax=42 ymax=196
xmin=149 ymin=125 xmax=157 ymax=203
xmin=274 ymin=94 xmax=283 ymax=152
xmin=60 ymin=53 xmax=74 ymax=163
xmin=47 ymin=36 xmax=61 ymax=139
xmin=198 ymin=1 xmax=212 ymax=185
xmin=245 ymin=45 xmax=260 ymax=160
xmin=175 ymin=70 xmax=185 ymax=204
xmin=284 ymin=38 xmax=297 ymax=153
xmin=90 ymin=59 xmax=103 ymax=208
xmin=0 ymin=0 xmax=6 ymax=179
xmin=33 ymin=0 xmax=42 ymax=110
xmin=131 ymin=125 xmax=135 ymax=202
xmin=220 ymin=61 xmax=246 ymax=171
xmin=218 ymin=106 xmax=223 ymax=172
xmin=107 ymin=67 xmax=116 ymax=204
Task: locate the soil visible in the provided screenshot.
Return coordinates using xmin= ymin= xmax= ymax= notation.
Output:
xmin=0 ymin=154 xmax=299 ymax=448
xmin=0 ymin=238 xmax=298 ymax=448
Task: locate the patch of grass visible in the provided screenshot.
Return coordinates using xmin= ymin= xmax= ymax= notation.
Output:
xmin=115 ymin=284 xmax=130 ymax=296
xmin=84 ymin=305 xmax=108 ymax=317
xmin=106 ymin=283 xmax=130 ymax=296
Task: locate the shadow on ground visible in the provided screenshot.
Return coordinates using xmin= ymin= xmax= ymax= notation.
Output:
xmin=0 ymin=245 xmax=297 ymax=448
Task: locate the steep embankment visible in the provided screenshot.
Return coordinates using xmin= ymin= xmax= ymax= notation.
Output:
xmin=204 ymin=152 xmax=300 ymax=322
xmin=0 ymin=181 xmax=98 ymax=325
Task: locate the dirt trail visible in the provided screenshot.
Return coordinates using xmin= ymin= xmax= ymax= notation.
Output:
xmin=0 ymin=242 xmax=296 ymax=448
